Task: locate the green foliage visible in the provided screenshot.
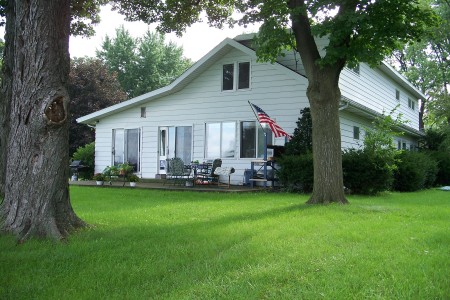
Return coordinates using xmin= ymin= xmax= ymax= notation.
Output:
xmin=393 ymin=151 xmax=438 ymax=191
xmin=70 ymin=0 xmax=108 ymax=37
xmin=389 ymin=0 xmax=450 ymax=127
xmin=102 ymin=165 xmax=119 ymax=178
xmin=420 ymin=126 xmax=450 ymax=151
xmin=110 ymin=1 xmax=437 ymax=67
xmin=92 ymin=173 xmax=104 ymax=181
xmin=284 ymin=107 xmax=313 ymax=156
xmin=342 ymin=110 xmax=407 ymax=194
xmin=97 ymin=27 xmax=192 ymax=97
xmin=342 ymin=149 xmax=394 ymax=195
xmin=430 ymin=150 xmax=450 ymax=186
xmin=1 ymin=188 xmax=448 ymax=299
xmin=363 ymin=109 xmax=405 ymax=174
xmin=72 ymin=142 xmax=95 ymax=179
xmin=277 ymin=153 xmax=314 ymax=193
xmin=128 ymin=174 xmax=139 ymax=182
xmin=68 ymin=58 xmax=126 ymax=155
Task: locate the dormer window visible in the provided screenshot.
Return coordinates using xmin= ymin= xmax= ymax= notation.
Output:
xmin=222 ymin=62 xmax=251 ymax=91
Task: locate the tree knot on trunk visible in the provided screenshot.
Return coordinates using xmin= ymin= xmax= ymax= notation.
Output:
xmin=44 ymin=96 xmax=66 ymax=125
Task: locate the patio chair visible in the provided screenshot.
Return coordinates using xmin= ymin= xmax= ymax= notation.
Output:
xmin=165 ymin=158 xmax=191 ymax=185
xmin=195 ymin=158 xmax=222 ymax=185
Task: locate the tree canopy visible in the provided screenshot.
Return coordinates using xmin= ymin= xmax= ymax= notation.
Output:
xmin=97 ymin=26 xmax=192 ymax=98
xmin=68 ymin=57 xmax=127 ymax=155
xmin=389 ymin=0 xmax=449 ymax=128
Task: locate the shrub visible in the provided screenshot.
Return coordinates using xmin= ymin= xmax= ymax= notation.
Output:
xmin=284 ymin=108 xmax=312 ymax=156
xmin=342 ymin=149 xmax=394 ymax=195
xmin=277 ymin=153 xmax=313 ymax=193
xmin=93 ymin=173 xmax=104 ymax=181
xmin=430 ymin=151 xmax=450 ymax=186
xmin=393 ymin=151 xmax=438 ymax=191
xmin=72 ymin=142 xmax=95 ymax=179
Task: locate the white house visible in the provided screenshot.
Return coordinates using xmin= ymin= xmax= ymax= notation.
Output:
xmin=77 ymin=34 xmax=425 ymax=185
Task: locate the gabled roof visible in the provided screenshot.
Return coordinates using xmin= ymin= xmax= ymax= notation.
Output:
xmin=77 ymin=37 xmax=303 ymax=125
xmin=78 ymin=34 xmax=426 ymax=126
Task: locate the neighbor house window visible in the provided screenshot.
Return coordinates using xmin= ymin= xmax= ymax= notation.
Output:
xmin=222 ymin=62 xmax=250 ymax=91
xmin=240 ymin=121 xmax=272 ymax=158
xmin=112 ymin=128 xmax=141 ymax=172
xmin=353 ymin=126 xmax=360 ymax=140
xmin=205 ymin=122 xmax=236 ymax=158
xmin=395 ymin=89 xmax=400 ymax=101
xmin=408 ymin=98 xmax=415 ymax=110
xmin=141 ymin=107 xmax=146 ymax=118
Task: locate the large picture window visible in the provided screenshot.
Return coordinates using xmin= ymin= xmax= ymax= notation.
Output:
xmin=222 ymin=62 xmax=250 ymax=91
xmin=205 ymin=122 xmax=236 ymax=158
xmin=112 ymin=128 xmax=141 ymax=171
xmin=240 ymin=121 xmax=272 ymax=158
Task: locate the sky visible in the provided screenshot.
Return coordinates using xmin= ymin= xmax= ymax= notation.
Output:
xmin=69 ymin=5 xmax=260 ymax=62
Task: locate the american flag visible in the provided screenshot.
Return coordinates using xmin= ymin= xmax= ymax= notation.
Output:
xmin=250 ymin=102 xmax=291 ymax=138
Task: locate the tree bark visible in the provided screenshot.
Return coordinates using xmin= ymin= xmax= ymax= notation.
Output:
xmin=0 ymin=0 xmax=15 ymax=199
xmin=0 ymin=0 xmax=86 ymax=241
xmin=306 ymin=71 xmax=348 ymax=204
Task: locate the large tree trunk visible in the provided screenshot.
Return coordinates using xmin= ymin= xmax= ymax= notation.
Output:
xmin=306 ymin=72 xmax=348 ymax=204
xmin=0 ymin=0 xmax=85 ymax=241
xmin=0 ymin=1 xmax=15 ymax=199
xmin=289 ymin=1 xmax=348 ymax=204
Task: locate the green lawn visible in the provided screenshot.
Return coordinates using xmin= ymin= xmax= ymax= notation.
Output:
xmin=1 ymin=187 xmax=449 ymax=299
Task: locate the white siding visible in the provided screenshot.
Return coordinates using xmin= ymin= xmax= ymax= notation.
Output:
xmin=339 ymin=65 xmax=420 ymax=130
xmin=94 ymin=47 xmax=309 ymax=185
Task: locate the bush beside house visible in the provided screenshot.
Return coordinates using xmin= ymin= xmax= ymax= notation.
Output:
xmin=71 ymin=142 xmax=95 ymax=180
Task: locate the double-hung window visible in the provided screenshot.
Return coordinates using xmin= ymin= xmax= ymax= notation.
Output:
xmin=222 ymin=62 xmax=250 ymax=91
xmin=408 ymin=98 xmax=415 ymax=110
xmin=205 ymin=122 xmax=236 ymax=158
xmin=240 ymin=121 xmax=272 ymax=158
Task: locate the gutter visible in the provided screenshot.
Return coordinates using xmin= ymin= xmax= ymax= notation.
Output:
xmin=339 ymin=96 xmax=425 ymax=137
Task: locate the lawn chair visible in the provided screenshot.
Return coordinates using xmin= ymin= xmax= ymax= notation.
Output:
xmin=165 ymin=158 xmax=191 ymax=185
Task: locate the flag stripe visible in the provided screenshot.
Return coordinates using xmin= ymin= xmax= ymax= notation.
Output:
xmin=250 ymin=102 xmax=291 ymax=138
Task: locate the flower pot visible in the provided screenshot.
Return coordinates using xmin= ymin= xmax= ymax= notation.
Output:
xmin=130 ymin=182 xmax=136 ymax=187
xmin=96 ymin=181 xmax=104 ymax=186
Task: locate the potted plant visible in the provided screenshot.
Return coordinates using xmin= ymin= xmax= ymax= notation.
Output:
xmin=128 ymin=174 xmax=139 ymax=187
xmin=93 ymin=173 xmax=104 ymax=185
xmin=119 ymin=162 xmax=134 ymax=177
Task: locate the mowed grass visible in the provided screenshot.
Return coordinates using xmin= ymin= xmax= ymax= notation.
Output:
xmin=1 ymin=187 xmax=449 ymax=299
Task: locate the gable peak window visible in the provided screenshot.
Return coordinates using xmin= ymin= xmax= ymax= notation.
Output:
xmin=395 ymin=89 xmax=400 ymax=101
xmin=222 ymin=61 xmax=250 ymax=91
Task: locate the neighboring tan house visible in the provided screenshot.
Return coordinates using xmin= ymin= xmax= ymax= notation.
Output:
xmin=77 ymin=34 xmax=425 ymax=185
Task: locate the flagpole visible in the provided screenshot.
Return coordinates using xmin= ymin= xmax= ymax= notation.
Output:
xmin=248 ymin=101 xmax=268 ymax=162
